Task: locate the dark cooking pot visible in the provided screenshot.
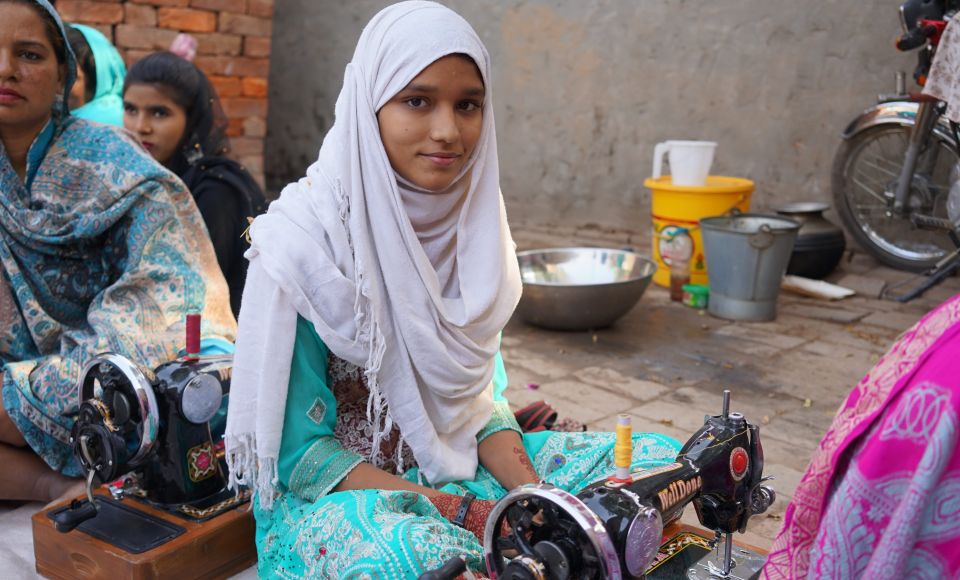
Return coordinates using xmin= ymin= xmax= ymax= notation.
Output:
xmin=775 ymin=202 xmax=846 ymax=279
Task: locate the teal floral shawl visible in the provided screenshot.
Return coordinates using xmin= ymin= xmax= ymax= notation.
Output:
xmin=0 ymin=0 xmax=236 ymax=476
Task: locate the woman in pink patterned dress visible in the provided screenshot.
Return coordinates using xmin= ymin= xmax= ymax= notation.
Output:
xmin=763 ymin=292 xmax=960 ymax=579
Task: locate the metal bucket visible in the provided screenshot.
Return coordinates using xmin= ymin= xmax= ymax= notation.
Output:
xmin=700 ymin=214 xmax=800 ymax=321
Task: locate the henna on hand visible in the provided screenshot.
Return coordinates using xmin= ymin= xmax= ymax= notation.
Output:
xmin=513 ymin=445 xmax=539 ymax=482
xmin=428 ymin=492 xmax=462 ymax=521
xmin=463 ymin=498 xmax=497 ymax=541
xmin=428 ymin=493 xmax=501 ymax=542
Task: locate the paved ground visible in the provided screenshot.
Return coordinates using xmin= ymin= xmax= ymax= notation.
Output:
xmin=504 ymin=221 xmax=960 ymax=550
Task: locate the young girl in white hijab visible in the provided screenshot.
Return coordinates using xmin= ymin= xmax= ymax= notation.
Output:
xmin=225 ymin=2 xmax=680 ymax=577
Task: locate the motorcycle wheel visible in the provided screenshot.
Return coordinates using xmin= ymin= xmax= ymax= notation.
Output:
xmin=832 ymin=122 xmax=957 ymax=272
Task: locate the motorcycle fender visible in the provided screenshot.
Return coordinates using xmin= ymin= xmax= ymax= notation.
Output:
xmin=842 ymin=100 xmax=956 ymax=145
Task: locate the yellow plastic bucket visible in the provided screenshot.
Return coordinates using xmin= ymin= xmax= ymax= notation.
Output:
xmin=645 ymin=176 xmax=754 ymax=288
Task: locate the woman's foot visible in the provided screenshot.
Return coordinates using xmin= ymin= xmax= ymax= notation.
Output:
xmin=0 ymin=442 xmax=82 ymax=504
xmin=41 ymin=475 xmax=85 ymax=509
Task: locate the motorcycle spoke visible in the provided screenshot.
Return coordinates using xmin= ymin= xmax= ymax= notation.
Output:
xmin=872 ymin=136 xmax=908 ymax=167
xmin=859 ymin=157 xmax=901 ymax=180
xmin=852 ymin=204 xmax=888 ymax=212
xmin=851 ymin=161 xmax=893 ymax=186
xmin=853 ymin=207 xmax=892 ymax=220
xmin=850 ymin=166 xmax=892 ymax=193
xmin=852 ymin=177 xmax=890 ymax=204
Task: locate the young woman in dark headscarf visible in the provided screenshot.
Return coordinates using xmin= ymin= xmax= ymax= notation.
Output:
xmin=123 ymin=52 xmax=266 ymax=316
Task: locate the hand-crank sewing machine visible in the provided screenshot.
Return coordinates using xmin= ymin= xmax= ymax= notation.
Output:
xmin=31 ymin=315 xmax=256 ymax=579
xmin=425 ymin=390 xmax=775 ymax=580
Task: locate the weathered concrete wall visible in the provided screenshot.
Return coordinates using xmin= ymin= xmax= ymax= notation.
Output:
xmin=265 ymin=0 xmax=913 ymax=229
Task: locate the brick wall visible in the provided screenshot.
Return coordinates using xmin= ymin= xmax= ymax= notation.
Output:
xmin=56 ymin=0 xmax=273 ymax=187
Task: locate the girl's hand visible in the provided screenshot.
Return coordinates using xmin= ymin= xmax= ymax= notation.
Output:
xmin=478 ymin=430 xmax=539 ymax=491
xmin=428 ymin=493 xmax=500 ymax=542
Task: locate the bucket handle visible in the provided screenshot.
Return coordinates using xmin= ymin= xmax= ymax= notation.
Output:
xmin=749 ymin=224 xmax=775 ymax=249
xmin=725 ymin=194 xmax=748 ymax=216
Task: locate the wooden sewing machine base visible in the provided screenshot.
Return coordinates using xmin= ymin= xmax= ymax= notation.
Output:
xmin=32 ymin=489 xmax=256 ymax=580
xmin=648 ymin=522 xmax=769 ymax=580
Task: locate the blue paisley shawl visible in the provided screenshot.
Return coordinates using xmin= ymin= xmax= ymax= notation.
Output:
xmin=0 ymin=0 xmax=236 ymax=476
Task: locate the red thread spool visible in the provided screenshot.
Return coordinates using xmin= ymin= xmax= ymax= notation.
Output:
xmin=186 ymin=313 xmax=201 ymax=360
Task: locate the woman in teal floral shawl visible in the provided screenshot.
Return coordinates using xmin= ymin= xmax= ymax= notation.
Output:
xmin=0 ymin=0 xmax=236 ymax=502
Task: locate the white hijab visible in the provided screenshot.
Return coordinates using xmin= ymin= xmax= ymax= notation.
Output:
xmin=225 ymin=1 xmax=522 ymax=508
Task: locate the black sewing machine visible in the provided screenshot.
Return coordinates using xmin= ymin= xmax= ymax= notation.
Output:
xmin=32 ymin=317 xmax=257 ymax=578
xmin=423 ymin=390 xmax=774 ymax=580
xmin=45 ymin=315 xmax=247 ymax=550
xmin=485 ymin=390 xmax=774 ymax=580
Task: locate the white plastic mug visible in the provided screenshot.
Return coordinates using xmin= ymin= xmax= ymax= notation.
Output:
xmin=652 ymin=140 xmax=717 ymax=186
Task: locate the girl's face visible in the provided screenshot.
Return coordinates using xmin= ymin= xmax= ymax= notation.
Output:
xmin=68 ymin=65 xmax=86 ymax=109
xmin=123 ymin=83 xmax=187 ymax=166
xmin=377 ymin=54 xmax=484 ymax=191
xmin=0 ymin=2 xmax=63 ymax=135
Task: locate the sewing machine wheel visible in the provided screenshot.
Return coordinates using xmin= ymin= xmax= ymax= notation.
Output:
xmin=483 ymin=484 xmax=622 ymax=580
xmin=74 ymin=354 xmax=159 ymax=481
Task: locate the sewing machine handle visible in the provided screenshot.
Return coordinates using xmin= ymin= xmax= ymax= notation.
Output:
xmin=51 ymin=499 xmax=99 ymax=533
xmin=418 ymin=555 xmax=467 ymax=580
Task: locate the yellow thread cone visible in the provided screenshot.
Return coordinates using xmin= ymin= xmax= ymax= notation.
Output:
xmin=614 ymin=414 xmax=632 ymax=480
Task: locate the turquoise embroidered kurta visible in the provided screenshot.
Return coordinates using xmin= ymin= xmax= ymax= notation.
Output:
xmin=274 ymin=317 xmax=519 ymax=501
xmin=254 ymin=317 xmax=682 ymax=578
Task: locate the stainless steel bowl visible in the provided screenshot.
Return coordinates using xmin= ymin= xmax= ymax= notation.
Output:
xmin=516 ymin=248 xmax=657 ymax=331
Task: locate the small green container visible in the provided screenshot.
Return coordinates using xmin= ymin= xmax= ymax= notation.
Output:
xmin=682 ymin=284 xmax=709 ymax=309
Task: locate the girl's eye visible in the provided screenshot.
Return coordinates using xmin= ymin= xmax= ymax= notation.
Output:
xmin=18 ymin=51 xmax=41 ymax=61
xmin=458 ymin=100 xmax=481 ymax=112
xmin=152 ymin=109 xmax=169 ymax=119
xmin=123 ymin=104 xmax=137 ymax=114
xmin=405 ymin=97 xmax=428 ymax=109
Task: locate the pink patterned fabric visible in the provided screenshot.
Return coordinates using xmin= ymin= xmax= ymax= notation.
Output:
xmin=764 ymin=294 xmax=960 ymax=579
